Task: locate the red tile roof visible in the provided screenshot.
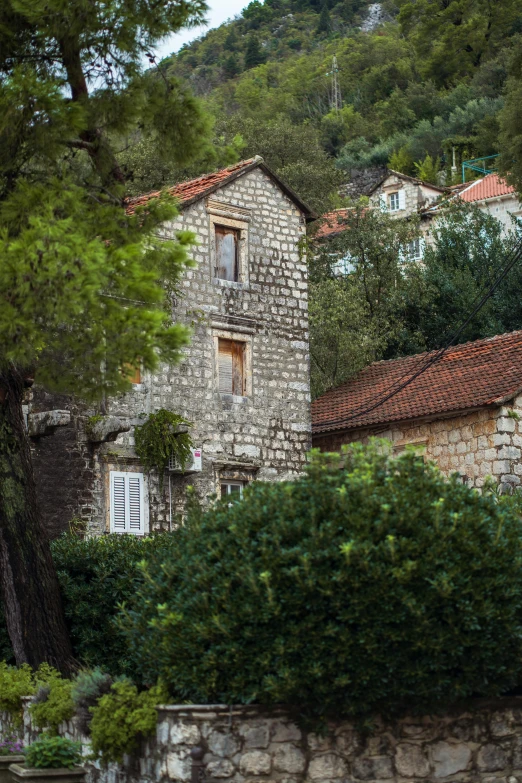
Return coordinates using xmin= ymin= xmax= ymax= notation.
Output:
xmin=125 ymin=157 xmax=315 ymax=218
xmin=126 ymin=159 xmax=258 ymax=215
xmin=315 ymin=208 xmax=353 ymax=238
xmin=312 ymin=331 xmax=522 ymax=434
xmin=459 ymin=173 xmax=516 ymax=203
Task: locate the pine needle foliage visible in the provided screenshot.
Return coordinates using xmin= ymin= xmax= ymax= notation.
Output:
xmin=120 ymin=443 xmax=522 ymax=722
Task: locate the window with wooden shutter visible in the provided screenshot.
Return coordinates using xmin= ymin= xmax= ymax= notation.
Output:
xmin=110 ymin=471 xmax=146 ymax=534
xmin=218 ymin=339 xmax=245 ymax=395
xmin=215 ymin=226 xmax=239 ymax=281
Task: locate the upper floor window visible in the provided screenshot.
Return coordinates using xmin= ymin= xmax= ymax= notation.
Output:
xmin=406 ymin=237 xmax=425 ymax=261
xmin=215 ymin=225 xmax=239 ymax=281
xmin=221 ymin=481 xmax=245 ymax=500
xmin=218 ymin=338 xmax=245 ymax=395
xmin=389 ymin=192 xmax=400 ymax=211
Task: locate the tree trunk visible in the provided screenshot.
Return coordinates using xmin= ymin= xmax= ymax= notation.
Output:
xmin=0 ymin=366 xmax=76 ymax=676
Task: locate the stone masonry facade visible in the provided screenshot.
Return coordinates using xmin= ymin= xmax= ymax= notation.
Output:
xmin=313 ymin=396 xmax=522 ymax=492
xmin=29 ymin=163 xmax=312 ymax=536
xmin=7 ymin=698 xmax=522 ymax=783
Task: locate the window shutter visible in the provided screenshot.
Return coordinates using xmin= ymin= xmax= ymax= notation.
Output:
xmin=419 ymin=237 xmax=426 ymax=259
xmin=218 ymin=340 xmax=233 ymax=394
xmin=232 ymin=341 xmax=244 ymax=396
xmin=111 ymin=474 xmax=126 ymax=531
xmin=110 ymin=472 xmax=145 ymax=534
xmin=128 ymin=475 xmax=143 ymax=533
xmin=379 ymin=193 xmax=387 ymax=211
xmin=398 ymin=189 xmax=406 ymax=210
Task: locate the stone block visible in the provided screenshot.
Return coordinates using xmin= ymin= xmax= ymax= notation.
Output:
xmin=499 ymin=446 xmax=521 ymax=460
xmin=239 ymin=751 xmax=272 ymax=776
xmin=239 ymin=723 xmax=270 ymax=749
xmin=167 ymin=752 xmax=191 ymax=781
xmin=352 ymin=755 xmax=393 ymax=779
xmin=207 ymin=731 xmax=240 ymax=758
xmin=271 ymin=721 xmax=302 ymax=742
xmin=498 ymin=418 xmax=516 ymax=433
xmin=477 ymin=743 xmax=510 ymax=772
xmin=28 ymin=410 xmax=71 ymax=437
xmin=206 ymin=758 xmax=235 ymax=778
xmin=431 ymin=741 xmax=472 ymax=777
xmin=395 ymin=744 xmax=430 ymax=777
xmin=308 ymin=753 xmax=348 ymax=779
xmin=170 ymin=723 xmax=201 ymax=745
xmin=273 ymin=745 xmax=306 ymax=773
xmin=493 ymin=460 xmax=511 ymax=475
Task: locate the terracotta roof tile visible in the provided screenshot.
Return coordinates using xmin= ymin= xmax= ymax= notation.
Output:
xmin=125 ymin=158 xmax=258 ymax=215
xmin=312 ymin=331 xmax=522 ymax=434
xmin=315 ymin=208 xmax=353 ymax=238
xmin=459 ymin=173 xmax=516 ymax=203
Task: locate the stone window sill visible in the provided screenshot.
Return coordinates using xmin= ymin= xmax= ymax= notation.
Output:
xmin=213 ymin=278 xmax=248 ymax=290
xmin=220 ymin=394 xmax=251 ymax=405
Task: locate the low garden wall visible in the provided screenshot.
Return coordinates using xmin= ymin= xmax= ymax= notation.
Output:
xmin=6 ymin=698 xmax=522 ymax=782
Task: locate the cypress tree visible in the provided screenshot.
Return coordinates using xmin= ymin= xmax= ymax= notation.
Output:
xmin=244 ymin=34 xmax=267 ymax=69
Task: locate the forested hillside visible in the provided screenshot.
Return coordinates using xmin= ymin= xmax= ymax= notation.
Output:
xmin=119 ymin=0 xmax=522 ymax=213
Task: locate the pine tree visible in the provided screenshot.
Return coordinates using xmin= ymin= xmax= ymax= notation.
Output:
xmin=0 ymin=0 xmax=210 ymax=674
xmin=223 ymin=53 xmax=241 ymax=78
xmin=316 ymin=2 xmax=332 ymax=34
xmin=244 ymin=34 xmax=267 ymax=70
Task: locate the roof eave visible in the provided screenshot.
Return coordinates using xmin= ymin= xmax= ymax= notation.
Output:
xmin=179 ymin=157 xmax=317 ymax=221
xmin=312 ymin=402 xmax=502 ymax=437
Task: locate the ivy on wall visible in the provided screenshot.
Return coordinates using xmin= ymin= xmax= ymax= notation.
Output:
xmin=134 ymin=409 xmax=193 ymax=488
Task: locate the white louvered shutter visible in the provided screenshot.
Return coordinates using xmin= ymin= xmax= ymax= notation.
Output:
xmin=110 ymin=472 xmax=145 ymax=534
xmin=398 ymin=189 xmax=406 ymax=210
xmin=379 ymin=193 xmax=387 ymax=211
xmin=128 ymin=475 xmax=143 ymax=533
xmin=218 ymin=340 xmax=233 ymax=394
xmin=111 ymin=474 xmax=126 ymax=531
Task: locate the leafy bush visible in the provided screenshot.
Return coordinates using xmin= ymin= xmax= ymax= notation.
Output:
xmin=0 ymin=663 xmax=60 ymax=726
xmin=121 ymin=444 xmax=522 ymax=721
xmin=88 ymin=680 xmax=168 ymax=764
xmin=50 ymin=532 xmax=175 ymax=674
xmin=134 ymin=409 xmax=193 ymax=486
xmin=29 ymin=672 xmax=74 ymax=734
xmin=25 ymin=736 xmax=81 ymax=770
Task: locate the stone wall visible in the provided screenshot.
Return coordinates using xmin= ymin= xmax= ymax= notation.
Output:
xmin=9 ymin=699 xmax=522 ymax=783
xmin=29 ymin=164 xmax=312 ymax=536
xmin=313 ymin=395 xmax=522 ymax=491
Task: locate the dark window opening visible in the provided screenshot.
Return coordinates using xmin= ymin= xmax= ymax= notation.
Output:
xmin=215 ymin=225 xmax=239 ymax=281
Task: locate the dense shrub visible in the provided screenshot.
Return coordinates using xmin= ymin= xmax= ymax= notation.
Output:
xmin=88 ymin=680 xmax=168 ymax=764
xmin=121 ymin=444 xmax=522 ymax=720
xmin=0 ymin=663 xmax=61 ymax=726
xmin=30 ymin=672 xmax=74 ymax=734
xmin=51 ymin=533 xmax=174 ymax=674
xmin=25 ymin=736 xmax=81 ymax=769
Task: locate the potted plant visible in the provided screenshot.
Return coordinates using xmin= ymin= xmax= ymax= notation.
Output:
xmin=0 ymin=736 xmax=24 ymax=783
xmin=9 ymin=736 xmax=85 ymax=783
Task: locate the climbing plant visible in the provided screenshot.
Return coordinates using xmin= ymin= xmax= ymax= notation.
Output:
xmin=134 ymin=410 xmax=193 ymax=487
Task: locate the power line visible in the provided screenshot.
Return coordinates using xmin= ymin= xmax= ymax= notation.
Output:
xmin=315 ymin=237 xmax=522 ymax=431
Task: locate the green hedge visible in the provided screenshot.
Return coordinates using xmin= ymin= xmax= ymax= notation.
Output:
xmin=120 ymin=444 xmax=522 ymax=720
xmin=0 ymin=533 xmax=175 ymax=675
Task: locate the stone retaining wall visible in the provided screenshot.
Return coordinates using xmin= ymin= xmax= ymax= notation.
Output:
xmin=7 ymin=699 xmax=522 ymax=783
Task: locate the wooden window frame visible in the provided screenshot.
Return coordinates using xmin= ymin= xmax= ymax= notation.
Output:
xmin=213 ymin=329 xmax=253 ymax=398
xmin=208 ymin=207 xmax=249 ymax=287
xmin=215 ymin=225 xmax=240 ymax=281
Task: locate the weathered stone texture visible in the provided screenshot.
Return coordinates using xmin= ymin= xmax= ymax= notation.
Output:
xmin=315 ymin=399 xmax=522 ymax=491
xmin=11 ymin=699 xmax=522 ymax=783
xmin=27 ymin=166 xmax=312 ymax=535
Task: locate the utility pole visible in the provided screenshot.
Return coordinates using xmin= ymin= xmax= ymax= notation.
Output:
xmin=328 ymin=55 xmax=342 ymax=112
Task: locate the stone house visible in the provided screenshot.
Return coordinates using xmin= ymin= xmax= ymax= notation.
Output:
xmin=30 ymin=157 xmax=314 ymax=538
xmin=449 ymin=172 xmax=521 ymax=235
xmin=312 ymin=331 xmax=522 ymax=491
